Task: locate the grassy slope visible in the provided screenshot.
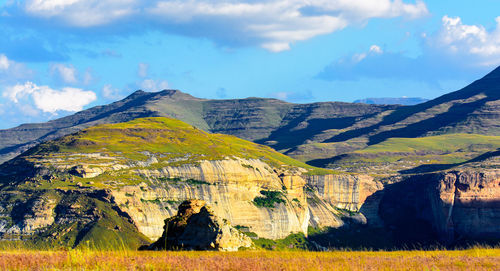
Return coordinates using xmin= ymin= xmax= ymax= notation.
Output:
xmin=24 ymin=117 xmax=334 ymax=175
xmin=356 ymin=134 xmax=500 ymax=154
xmin=318 ymin=133 xmax=500 ymax=174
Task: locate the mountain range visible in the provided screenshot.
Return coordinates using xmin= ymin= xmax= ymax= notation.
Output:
xmin=1 ymin=66 xmax=499 ymax=171
xmin=0 ymin=66 xmax=498 ymax=250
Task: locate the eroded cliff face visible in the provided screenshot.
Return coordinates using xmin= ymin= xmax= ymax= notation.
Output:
xmin=304 ymin=174 xmax=382 ymax=228
xmin=0 ymin=153 xmax=382 ymax=245
xmin=379 ymin=169 xmax=500 ymax=244
xmin=305 ymin=174 xmax=381 ymax=211
xmin=107 ymin=158 xmax=309 ymax=240
xmin=435 ymin=170 xmax=500 ymax=241
xmin=2 ymin=153 xmax=496 ymax=248
xmin=110 ymin=160 xmax=381 ymax=240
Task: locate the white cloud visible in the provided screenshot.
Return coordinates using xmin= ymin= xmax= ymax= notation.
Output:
xmin=22 ymin=0 xmax=428 ymax=52
xmin=426 ymin=16 xmax=500 ymax=66
xmin=50 ymin=63 xmax=77 ymax=83
xmin=0 ymin=54 xmax=34 ymax=84
xmin=369 ymin=44 xmax=383 ymax=54
xmin=351 ymin=45 xmax=383 ymax=63
xmin=102 ymin=84 xmax=123 ymax=100
xmin=138 ymin=63 xmax=148 ymax=78
xmin=140 ymin=79 xmax=168 ymax=92
xmin=24 ymin=0 xmax=137 ymax=27
xmin=269 ymin=90 xmax=313 ymax=102
xmin=0 ymin=54 xmax=10 ymax=70
xmin=147 ymin=0 xmax=427 ymax=52
xmin=3 ymin=81 xmax=96 ymax=113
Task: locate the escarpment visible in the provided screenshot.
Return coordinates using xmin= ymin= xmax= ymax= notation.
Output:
xmin=0 ymin=117 xmax=380 ymax=248
xmin=379 ymin=168 xmax=500 ymax=245
xmin=0 ymin=116 xmax=497 ymax=249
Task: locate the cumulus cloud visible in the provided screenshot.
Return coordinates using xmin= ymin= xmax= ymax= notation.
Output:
xmin=318 ymin=16 xmax=500 ymax=84
xmin=20 ymin=0 xmax=428 ymax=52
xmin=425 ymin=16 xmax=500 ymax=66
xmin=140 ymin=79 xmax=169 ymax=92
xmin=147 ymin=0 xmax=428 ymax=52
xmin=3 ymin=81 xmax=96 ymax=113
xmin=50 ymin=63 xmax=77 ymax=84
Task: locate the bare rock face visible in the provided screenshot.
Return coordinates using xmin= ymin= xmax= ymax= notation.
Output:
xmin=379 ymin=169 xmax=500 ymax=245
xmin=112 ymin=158 xmax=311 ymax=240
xmin=147 ymin=200 xmax=253 ymax=251
xmin=305 ymin=174 xmax=381 ymax=212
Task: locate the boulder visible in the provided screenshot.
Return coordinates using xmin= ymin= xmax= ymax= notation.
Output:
xmin=146 ymin=200 xmax=253 ymax=251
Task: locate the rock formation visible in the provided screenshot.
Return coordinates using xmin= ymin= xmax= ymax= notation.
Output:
xmin=0 ymin=116 xmax=497 ymax=249
xmin=379 ymin=168 xmax=500 ymax=245
xmin=146 ymin=200 xmax=253 ymax=251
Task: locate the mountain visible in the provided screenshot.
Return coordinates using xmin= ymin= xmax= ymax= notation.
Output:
xmin=354 ymin=97 xmax=429 ymax=105
xmin=304 ymin=67 xmax=500 ymax=169
xmin=0 ymin=117 xmax=375 ymax=249
xmin=0 ymin=90 xmax=397 ymax=164
xmin=0 ymin=117 xmax=497 ymax=249
xmin=0 ymin=66 xmax=499 ymax=170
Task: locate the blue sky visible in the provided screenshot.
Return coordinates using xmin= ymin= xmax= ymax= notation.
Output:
xmin=0 ymin=0 xmax=499 ymax=128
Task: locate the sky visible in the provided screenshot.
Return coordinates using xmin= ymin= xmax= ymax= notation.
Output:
xmin=0 ymin=0 xmax=499 ymax=129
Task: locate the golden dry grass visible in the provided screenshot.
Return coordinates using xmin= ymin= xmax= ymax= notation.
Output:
xmin=0 ymin=249 xmax=498 ymax=271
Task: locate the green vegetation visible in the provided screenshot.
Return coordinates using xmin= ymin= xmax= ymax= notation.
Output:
xmin=23 ymin=117 xmax=335 ymax=176
xmin=253 ymin=233 xmax=309 ymax=250
xmin=252 ymin=190 xmax=286 ymax=208
xmin=357 ymin=134 xmax=500 ymax=154
xmin=158 ymin=177 xmax=212 ymax=186
xmin=140 ymin=198 xmax=162 ymax=204
xmin=325 ymin=133 xmax=500 ymax=174
xmin=0 ymin=190 xmax=150 ymax=251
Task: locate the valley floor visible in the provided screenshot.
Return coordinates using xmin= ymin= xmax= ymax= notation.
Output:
xmin=0 ymin=249 xmax=498 ymax=270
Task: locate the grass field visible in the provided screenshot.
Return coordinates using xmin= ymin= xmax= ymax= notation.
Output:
xmin=0 ymin=249 xmax=498 ymax=270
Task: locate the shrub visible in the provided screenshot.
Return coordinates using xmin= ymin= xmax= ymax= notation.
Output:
xmin=253 ymin=190 xmax=285 ymax=208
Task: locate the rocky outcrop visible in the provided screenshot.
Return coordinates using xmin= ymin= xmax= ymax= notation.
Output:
xmin=0 ymin=189 xmax=151 ymax=248
xmin=146 ymin=200 xmax=252 ymax=251
xmin=9 ymin=196 xmax=57 ymax=235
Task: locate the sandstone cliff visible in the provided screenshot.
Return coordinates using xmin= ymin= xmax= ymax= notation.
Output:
xmin=379 ymin=168 xmax=500 ymax=244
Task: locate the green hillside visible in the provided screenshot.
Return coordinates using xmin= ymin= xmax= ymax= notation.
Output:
xmin=357 ymin=134 xmax=500 ymax=154
xmin=20 ymin=117 xmax=333 ymax=177
xmin=308 ymin=134 xmax=500 ymax=174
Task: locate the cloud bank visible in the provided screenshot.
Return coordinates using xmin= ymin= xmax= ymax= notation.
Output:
xmin=16 ymin=0 xmax=428 ymax=52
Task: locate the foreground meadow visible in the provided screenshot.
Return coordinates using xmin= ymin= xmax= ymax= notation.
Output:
xmin=0 ymin=249 xmax=499 ymax=270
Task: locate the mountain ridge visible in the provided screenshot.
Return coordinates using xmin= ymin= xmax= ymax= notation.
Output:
xmin=0 ymin=66 xmax=499 ymax=167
